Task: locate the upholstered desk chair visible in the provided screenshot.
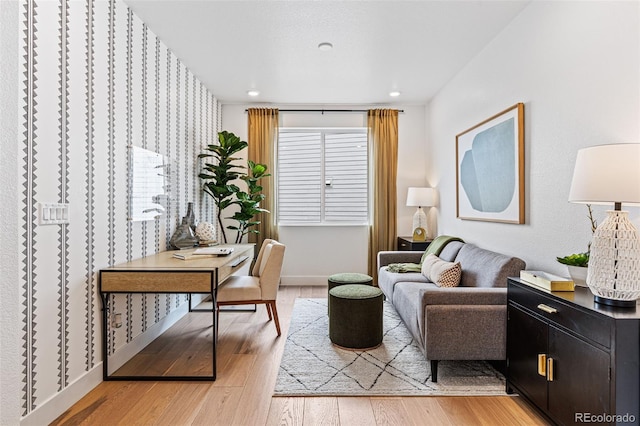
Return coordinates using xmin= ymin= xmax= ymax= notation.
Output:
xmin=216 ymin=239 xmax=286 ymax=336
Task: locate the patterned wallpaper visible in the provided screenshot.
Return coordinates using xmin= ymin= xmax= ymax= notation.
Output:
xmin=18 ymin=0 xmax=219 ymax=416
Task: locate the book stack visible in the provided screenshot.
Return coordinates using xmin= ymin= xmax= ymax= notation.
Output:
xmin=520 ymin=270 xmax=575 ymax=292
xmin=172 ymin=247 xmax=234 ymax=260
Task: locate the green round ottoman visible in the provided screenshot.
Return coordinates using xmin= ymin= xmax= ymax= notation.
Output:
xmin=328 ymin=272 xmax=373 ymax=290
xmin=327 ymin=273 xmax=373 ymax=314
xmin=329 ymin=284 xmax=384 ymax=350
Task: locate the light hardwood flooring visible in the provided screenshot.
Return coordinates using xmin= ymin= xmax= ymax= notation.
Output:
xmin=52 ymin=286 xmax=549 ymax=425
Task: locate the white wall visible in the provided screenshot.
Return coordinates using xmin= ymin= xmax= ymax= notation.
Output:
xmin=1 ymin=1 xmax=22 ymax=424
xmin=222 ymin=104 xmax=429 ymax=284
xmin=428 ymin=0 xmax=640 ymax=277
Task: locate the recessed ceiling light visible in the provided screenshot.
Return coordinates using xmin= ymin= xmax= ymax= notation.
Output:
xmin=389 ymin=91 xmax=401 ymax=97
xmin=247 ymin=90 xmax=260 ymax=97
xmin=318 ymin=42 xmax=333 ymax=51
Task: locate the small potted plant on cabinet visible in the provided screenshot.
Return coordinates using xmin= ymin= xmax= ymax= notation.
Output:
xmin=556 ymin=204 xmax=597 ymax=286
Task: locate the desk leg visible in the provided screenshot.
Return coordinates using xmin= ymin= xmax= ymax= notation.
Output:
xmin=100 ymin=292 xmax=110 ymax=381
xmin=213 ymin=268 xmax=218 ymax=380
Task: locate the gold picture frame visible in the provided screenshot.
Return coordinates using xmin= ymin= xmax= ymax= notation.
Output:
xmin=456 ymin=103 xmax=525 ymax=224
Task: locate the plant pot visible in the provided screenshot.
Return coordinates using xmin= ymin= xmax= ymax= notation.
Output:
xmin=567 ymin=265 xmax=588 ymax=287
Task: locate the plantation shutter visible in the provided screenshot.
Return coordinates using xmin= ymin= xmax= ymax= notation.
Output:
xmin=324 ymin=133 xmax=368 ymax=222
xmin=277 ymin=129 xmax=368 ymax=224
xmin=278 ymin=132 xmax=322 ymax=223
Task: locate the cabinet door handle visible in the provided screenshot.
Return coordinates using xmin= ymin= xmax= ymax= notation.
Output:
xmin=537 ymin=304 xmax=558 ymax=314
xmin=547 ymin=357 xmax=554 ymax=382
xmin=537 ymin=354 xmax=546 ymax=377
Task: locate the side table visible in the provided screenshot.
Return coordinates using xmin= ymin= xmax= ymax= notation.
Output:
xmin=397 ymin=236 xmax=431 ymax=251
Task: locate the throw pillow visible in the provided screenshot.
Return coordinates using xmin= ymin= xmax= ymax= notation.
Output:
xmin=421 ymin=254 xmax=462 ymax=287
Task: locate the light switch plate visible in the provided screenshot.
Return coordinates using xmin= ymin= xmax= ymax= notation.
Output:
xmin=38 ymin=203 xmax=69 ymax=225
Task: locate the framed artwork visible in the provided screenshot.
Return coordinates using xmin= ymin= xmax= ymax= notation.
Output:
xmin=456 ymin=103 xmax=525 ymax=224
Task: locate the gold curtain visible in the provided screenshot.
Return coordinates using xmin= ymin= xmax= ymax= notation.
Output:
xmin=247 ymin=108 xmax=279 ymax=250
xmin=367 ymin=109 xmax=399 ymax=280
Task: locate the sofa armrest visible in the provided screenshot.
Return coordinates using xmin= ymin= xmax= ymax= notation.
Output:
xmin=377 ymin=251 xmax=424 ymax=269
xmin=421 ymin=287 xmax=506 ymax=306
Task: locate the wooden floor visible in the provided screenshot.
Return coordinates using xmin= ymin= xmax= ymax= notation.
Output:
xmin=52 ymin=286 xmax=549 ymax=425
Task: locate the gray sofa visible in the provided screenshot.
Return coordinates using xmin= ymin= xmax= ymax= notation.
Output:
xmin=377 ymin=240 xmax=525 ymax=382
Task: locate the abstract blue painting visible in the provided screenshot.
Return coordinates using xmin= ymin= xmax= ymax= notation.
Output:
xmin=456 ymin=104 xmax=524 ymax=223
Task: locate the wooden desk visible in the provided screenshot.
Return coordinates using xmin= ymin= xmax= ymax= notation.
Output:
xmin=99 ymin=244 xmax=254 ymax=381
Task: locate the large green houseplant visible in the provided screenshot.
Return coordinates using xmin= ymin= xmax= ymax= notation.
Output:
xmin=228 ymin=161 xmax=270 ymax=243
xmin=199 ymin=131 xmax=269 ymax=244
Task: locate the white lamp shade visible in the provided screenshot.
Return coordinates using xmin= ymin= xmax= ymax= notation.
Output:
xmin=568 ymin=143 xmax=640 ymax=206
xmin=406 ymin=187 xmax=436 ymax=207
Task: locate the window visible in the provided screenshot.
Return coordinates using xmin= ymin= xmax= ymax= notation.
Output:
xmin=278 ymin=128 xmax=368 ymax=225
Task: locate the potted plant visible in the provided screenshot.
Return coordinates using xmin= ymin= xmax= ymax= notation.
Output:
xmin=556 ymin=204 xmax=597 ymax=286
xmin=199 ymin=131 xmax=270 ymax=244
xmin=228 ymin=161 xmax=270 ymax=243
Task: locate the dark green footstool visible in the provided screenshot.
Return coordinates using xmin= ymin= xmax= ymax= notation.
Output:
xmin=328 ymin=272 xmax=373 ymax=291
xmin=329 ymin=284 xmax=384 ymax=350
xmin=328 ymin=273 xmax=373 ymax=314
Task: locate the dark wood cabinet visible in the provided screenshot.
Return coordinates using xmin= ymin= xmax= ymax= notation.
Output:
xmin=507 ymin=278 xmax=640 ymax=425
xmin=397 ymin=236 xmax=431 ymax=251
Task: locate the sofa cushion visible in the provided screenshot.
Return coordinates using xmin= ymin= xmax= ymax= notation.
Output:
xmin=391 ymin=281 xmax=437 ymax=350
xmin=421 ymin=254 xmax=462 ymax=287
xmin=377 ymin=267 xmax=429 ymax=301
xmin=419 ymin=235 xmax=464 ymax=264
xmin=437 ymin=241 xmax=464 ymax=262
xmin=454 ymin=244 xmax=526 ymax=288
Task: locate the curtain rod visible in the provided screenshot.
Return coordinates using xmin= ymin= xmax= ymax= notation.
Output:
xmin=244 ymin=108 xmax=404 ymax=113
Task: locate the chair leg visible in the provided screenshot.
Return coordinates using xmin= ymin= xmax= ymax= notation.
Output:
xmin=265 ymin=302 xmax=273 ymax=321
xmin=270 ymin=301 xmax=281 ymax=336
xmin=431 ymin=360 xmax=438 ymax=383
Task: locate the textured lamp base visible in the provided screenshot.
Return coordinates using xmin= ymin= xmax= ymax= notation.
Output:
xmin=587 ymin=210 xmax=640 ymax=307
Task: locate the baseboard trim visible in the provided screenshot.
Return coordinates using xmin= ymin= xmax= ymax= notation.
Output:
xmin=20 ymin=364 xmax=102 ymax=426
xmin=281 ymin=276 xmax=329 ymax=286
xmin=21 ymin=301 xmax=196 ymax=425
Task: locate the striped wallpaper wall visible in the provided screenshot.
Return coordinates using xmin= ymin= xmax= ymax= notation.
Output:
xmin=18 ymin=0 xmax=219 ymax=416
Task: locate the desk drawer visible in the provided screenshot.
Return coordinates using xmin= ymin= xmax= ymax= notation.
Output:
xmin=218 ymin=256 xmax=250 ymax=284
xmin=100 ymin=270 xmax=214 ymax=293
xmin=508 ymin=282 xmax=611 ymax=348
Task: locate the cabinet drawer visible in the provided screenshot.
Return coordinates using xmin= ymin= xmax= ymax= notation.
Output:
xmin=509 ymin=282 xmax=611 ymax=349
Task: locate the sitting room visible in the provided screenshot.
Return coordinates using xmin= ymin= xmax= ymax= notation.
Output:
xmin=1 ymin=1 xmax=639 ymax=425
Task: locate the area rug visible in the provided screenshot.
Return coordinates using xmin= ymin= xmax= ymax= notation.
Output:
xmin=273 ymin=298 xmax=507 ymax=396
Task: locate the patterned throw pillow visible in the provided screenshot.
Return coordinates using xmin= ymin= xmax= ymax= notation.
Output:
xmin=421 ymin=253 xmax=462 ymax=287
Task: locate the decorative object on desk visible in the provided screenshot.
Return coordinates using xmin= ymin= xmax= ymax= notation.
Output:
xmin=199 ymin=131 xmax=271 ymax=244
xmin=406 ymin=187 xmax=436 ymax=241
xmin=169 ymin=217 xmax=198 ymax=250
xmin=183 ymin=202 xmax=196 ymax=233
xmin=456 ymin=103 xmax=525 ymax=224
xmin=520 ymin=270 xmax=575 ymax=292
xmin=195 ymin=221 xmax=216 ymax=243
xmin=569 ymin=143 xmax=640 ymax=307
xmin=172 ymin=246 xmax=234 ymax=260
xmin=556 ymin=204 xmax=597 ymax=287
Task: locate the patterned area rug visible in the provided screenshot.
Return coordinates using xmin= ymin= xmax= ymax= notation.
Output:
xmin=274 ymin=298 xmax=507 ymax=396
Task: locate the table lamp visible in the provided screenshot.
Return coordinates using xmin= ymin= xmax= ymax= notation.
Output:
xmin=406 ymin=187 xmax=436 ymax=241
xmin=568 ymin=143 xmax=640 ymax=307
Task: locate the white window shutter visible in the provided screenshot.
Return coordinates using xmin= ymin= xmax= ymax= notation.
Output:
xmin=278 ymin=129 xmax=368 ymax=224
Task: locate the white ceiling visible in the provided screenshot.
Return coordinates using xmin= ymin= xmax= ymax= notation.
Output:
xmin=125 ymin=0 xmax=530 ymax=105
